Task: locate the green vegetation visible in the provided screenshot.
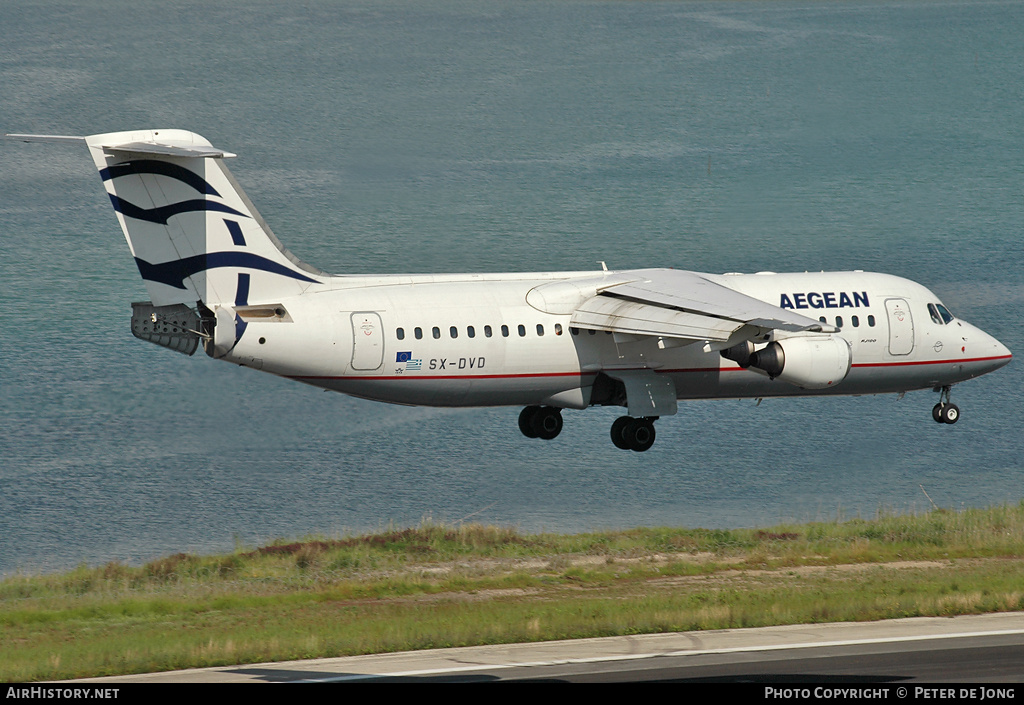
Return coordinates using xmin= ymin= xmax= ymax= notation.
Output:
xmin=4 ymin=503 xmax=1024 ymax=682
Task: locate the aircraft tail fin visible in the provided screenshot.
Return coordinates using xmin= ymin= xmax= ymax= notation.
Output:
xmin=14 ymin=130 xmax=325 ymax=308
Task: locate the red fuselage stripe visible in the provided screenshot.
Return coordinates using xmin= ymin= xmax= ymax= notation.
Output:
xmin=288 ymin=354 xmax=1011 ymax=383
xmin=290 ymin=371 xmax=595 ymax=382
xmin=850 ymin=354 xmax=1012 ymax=368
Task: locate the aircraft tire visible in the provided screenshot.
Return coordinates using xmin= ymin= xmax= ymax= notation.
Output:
xmin=627 ymin=418 xmax=656 ymax=452
xmin=519 ymin=406 xmax=541 ymax=438
xmin=941 ymin=403 xmax=960 ymax=424
xmin=932 ymin=403 xmax=945 ymax=423
xmin=611 ymin=416 xmax=633 ymax=450
xmin=531 ymin=407 xmax=563 ymax=440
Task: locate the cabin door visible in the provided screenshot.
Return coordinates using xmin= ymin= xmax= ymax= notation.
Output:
xmin=351 ymin=312 xmax=384 ymax=370
xmin=885 ymin=298 xmax=914 ymax=356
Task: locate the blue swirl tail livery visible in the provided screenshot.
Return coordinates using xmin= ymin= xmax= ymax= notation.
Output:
xmin=10 ymin=130 xmax=324 ymax=310
xmin=6 ymin=130 xmax=1011 ymax=451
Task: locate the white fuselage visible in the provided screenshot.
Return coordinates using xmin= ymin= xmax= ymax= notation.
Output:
xmin=219 ymin=269 xmax=1012 ymax=410
xmin=11 ymin=129 xmax=1010 ymax=450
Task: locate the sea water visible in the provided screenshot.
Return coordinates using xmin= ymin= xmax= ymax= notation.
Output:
xmin=1 ymin=0 xmax=1021 ymax=575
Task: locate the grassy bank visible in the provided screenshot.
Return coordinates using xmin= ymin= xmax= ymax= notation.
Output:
xmin=3 ymin=503 xmax=1024 ymax=682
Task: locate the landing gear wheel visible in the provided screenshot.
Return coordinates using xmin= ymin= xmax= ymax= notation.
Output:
xmin=610 ymin=416 xmax=633 ymax=450
xmin=932 ymin=386 xmax=960 ymax=424
xmin=625 ymin=418 xmax=656 ymax=452
xmin=611 ymin=416 xmax=656 ymax=452
xmin=530 ymin=407 xmax=563 ymax=440
xmin=940 ymin=403 xmax=960 ymax=424
xmin=519 ymin=406 xmax=541 ymax=438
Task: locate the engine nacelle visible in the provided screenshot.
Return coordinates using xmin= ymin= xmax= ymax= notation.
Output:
xmin=748 ymin=335 xmax=852 ymax=389
xmin=720 ymin=340 xmax=755 ymax=368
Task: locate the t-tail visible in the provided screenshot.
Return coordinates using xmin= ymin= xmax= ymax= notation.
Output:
xmin=9 ymin=130 xmax=327 ymax=358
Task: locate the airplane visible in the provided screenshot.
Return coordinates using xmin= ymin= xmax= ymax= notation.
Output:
xmin=7 ymin=129 xmax=1013 ymax=452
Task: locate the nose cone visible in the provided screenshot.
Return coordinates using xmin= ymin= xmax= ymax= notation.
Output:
xmin=963 ymin=321 xmax=1012 ymax=374
xmin=991 ymin=336 xmax=1013 ymax=369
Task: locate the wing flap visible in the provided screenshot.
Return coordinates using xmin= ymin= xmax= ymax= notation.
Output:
xmin=570 ymin=295 xmax=739 ymax=342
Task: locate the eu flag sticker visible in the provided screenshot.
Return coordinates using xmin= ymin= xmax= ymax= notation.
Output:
xmin=396 ymin=351 xmax=412 ymax=363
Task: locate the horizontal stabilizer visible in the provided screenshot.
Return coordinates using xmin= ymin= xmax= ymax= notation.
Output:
xmin=7 ymin=132 xmax=235 ymax=158
xmin=101 ymin=141 xmax=235 ymax=159
xmin=8 ymin=133 xmax=235 ymax=157
xmin=6 ymin=133 xmax=86 ymax=144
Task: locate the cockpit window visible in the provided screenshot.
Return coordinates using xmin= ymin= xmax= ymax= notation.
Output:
xmin=929 ymin=303 xmax=955 ymax=325
xmin=936 ymin=303 xmax=954 ymax=324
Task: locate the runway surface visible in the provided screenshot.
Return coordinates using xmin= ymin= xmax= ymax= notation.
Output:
xmin=75 ymin=612 xmax=1024 ymax=683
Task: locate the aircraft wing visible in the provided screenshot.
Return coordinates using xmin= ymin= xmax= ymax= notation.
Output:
xmin=569 ymin=269 xmax=832 ymax=345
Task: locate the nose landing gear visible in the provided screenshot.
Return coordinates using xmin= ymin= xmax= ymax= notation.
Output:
xmin=932 ymin=385 xmax=960 ymax=424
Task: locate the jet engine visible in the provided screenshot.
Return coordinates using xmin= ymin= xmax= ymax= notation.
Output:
xmin=723 ymin=335 xmax=852 ymax=389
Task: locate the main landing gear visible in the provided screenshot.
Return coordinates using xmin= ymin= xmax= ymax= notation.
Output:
xmin=932 ymin=385 xmax=960 ymax=425
xmin=610 ymin=416 xmax=657 ymax=452
xmin=518 ymin=405 xmax=563 ymax=440
xmin=517 ymin=407 xmax=658 ymax=451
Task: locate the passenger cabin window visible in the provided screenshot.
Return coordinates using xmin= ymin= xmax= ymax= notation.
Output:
xmin=415 ymin=327 xmax=423 ymax=340
xmin=501 ymin=325 xmax=509 ymax=337
xmin=450 ymin=326 xmax=458 ymax=339
xmin=396 ymin=327 xmax=405 ymax=340
xmin=852 ymin=315 xmax=859 ymax=327
xmin=868 ymin=315 xmax=876 ymax=327
xmin=432 ymin=326 xmax=441 ymax=339
xmin=555 ymin=323 xmax=563 ymax=336
xmin=536 ymin=324 xmax=544 ymax=336
xmin=467 ymin=325 xmax=475 ymax=338
xmin=484 ymin=325 xmax=493 ymax=338
xmin=835 ymin=316 xmax=843 ymax=328
xmin=518 ymin=324 xmax=526 ymax=337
